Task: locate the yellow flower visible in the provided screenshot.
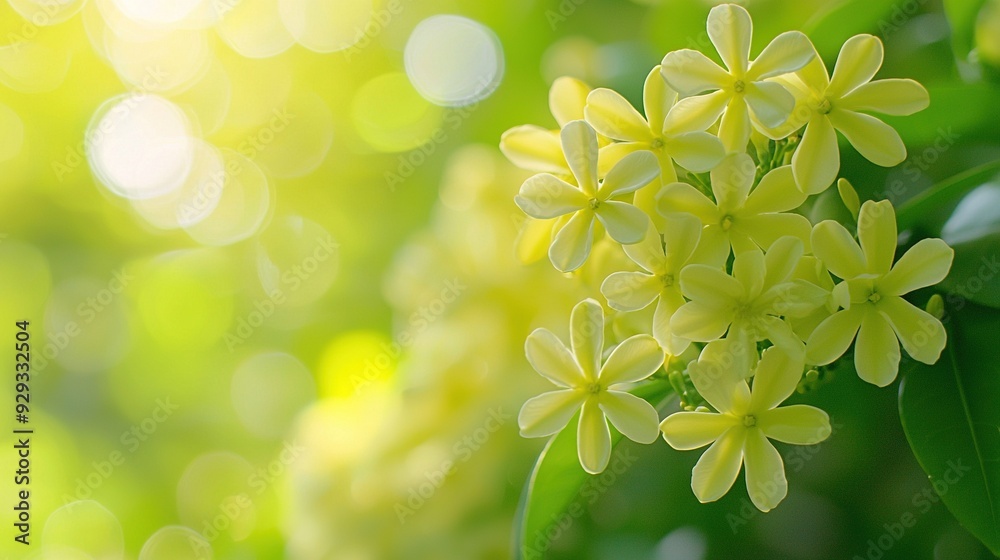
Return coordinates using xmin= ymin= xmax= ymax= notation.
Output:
xmin=518 ymin=299 xmax=665 ymax=474
xmin=515 ymin=120 xmax=660 ymax=272
xmin=660 ymin=341 xmax=831 ymax=512
xmin=600 ymin=214 xmax=703 ymax=355
xmin=500 ymin=76 xmax=592 ymax=174
xmin=806 ymin=200 xmax=954 ymax=386
xmin=779 ymin=34 xmax=930 ymax=194
xmin=657 ymin=153 xmax=811 ymax=265
xmin=671 ymin=236 xmax=825 ymax=357
xmin=660 ymin=3 xmax=815 ymax=152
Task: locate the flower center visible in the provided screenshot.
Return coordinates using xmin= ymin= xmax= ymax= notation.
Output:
xmin=720 ymin=214 xmax=735 ymax=231
xmin=588 ymin=197 xmax=601 ymax=210
xmin=868 ymin=291 xmax=882 ymax=304
xmin=733 ymin=80 xmax=746 ymax=94
xmin=586 ymin=382 xmax=603 ymax=394
xmin=651 ymin=137 xmax=665 ymax=150
xmin=660 ymin=273 xmax=675 ymax=288
xmin=817 ymin=97 xmax=832 ymax=115
xmin=743 ymin=414 xmax=757 ymax=427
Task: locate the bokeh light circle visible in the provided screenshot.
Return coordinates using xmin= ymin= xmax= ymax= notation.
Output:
xmin=231 ymin=352 xmax=316 ymax=438
xmin=7 ymin=0 xmax=86 ymax=26
xmin=278 ymin=0 xmax=373 ymax=53
xmin=216 ymin=0 xmax=296 ymax=58
xmin=129 ymin=139 xmax=226 ymax=230
xmin=184 ymin=149 xmax=273 ymax=246
xmin=44 ymin=278 xmax=130 ymax=375
xmin=351 ymin=72 xmax=443 ymax=152
xmin=138 ymin=526 xmax=212 ymax=560
xmin=42 ymin=500 xmax=124 ymax=560
xmin=255 ymin=215 xmax=339 ymax=307
xmin=176 ymin=452 xmax=257 ymax=542
xmin=112 ymin=0 xmax=204 ymax=25
xmin=404 ymin=15 xmax=504 ymax=107
xmin=86 ymin=94 xmax=195 ymax=201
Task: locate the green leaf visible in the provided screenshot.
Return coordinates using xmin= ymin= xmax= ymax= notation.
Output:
xmin=895 ymin=158 xmax=1000 ymax=232
xmin=512 ymin=381 xmax=674 ymax=559
xmin=884 ymin=85 xmax=1000 ymax=148
xmin=898 ymin=302 xmax=1000 ymax=556
xmin=939 ymin=183 xmax=1000 ymax=309
xmin=943 ymin=0 xmax=987 ymax=61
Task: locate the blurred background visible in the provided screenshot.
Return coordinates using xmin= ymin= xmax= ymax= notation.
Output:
xmin=0 ymin=0 xmax=999 ymax=558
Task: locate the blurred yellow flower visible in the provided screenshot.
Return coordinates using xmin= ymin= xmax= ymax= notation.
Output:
xmin=601 ymin=214 xmax=702 ymax=355
xmin=515 ymin=121 xmax=659 ymax=271
xmin=780 ymin=34 xmax=930 ymax=194
xmin=500 ymin=76 xmax=592 ymax=174
xmin=656 ymin=153 xmax=811 ymax=265
xmin=806 ymin=200 xmax=954 ymax=386
xmin=660 ymin=342 xmax=831 ymax=512
xmin=660 ymin=3 xmax=814 ymax=152
xmin=518 ymin=299 xmax=664 ymax=474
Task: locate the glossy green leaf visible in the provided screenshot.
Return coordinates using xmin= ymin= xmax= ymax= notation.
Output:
xmin=939 ymin=183 xmax=1000 ymax=308
xmin=895 ymin=159 xmax=1000 ymax=233
xmin=899 ymin=302 xmax=1000 ymax=556
xmin=513 ymin=381 xmax=674 ymax=559
xmin=943 ymin=0 xmax=987 ymax=60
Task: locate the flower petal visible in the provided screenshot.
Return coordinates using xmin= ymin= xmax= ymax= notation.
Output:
xmin=662 ymin=211 xmax=703 ymax=271
xmin=747 ymin=30 xmax=816 ymax=81
xmin=857 ymin=199 xmax=897 ymax=275
xmin=880 ymin=238 xmax=954 ymax=296
xmin=691 ymin=427 xmax=746 ymax=503
xmin=622 ymin=219 xmax=666 ymax=273
xmin=561 ymin=120 xmax=600 ymax=194
xmin=661 ymin=49 xmax=731 ymax=96
xmin=601 ymin=271 xmax=660 ymax=312
xmin=692 ymin=339 xmax=754 ymax=412
xmin=657 ymin=182 xmax=719 ymax=223
xmin=549 ymin=211 xmax=595 ymax=272
xmin=585 ymin=88 xmax=653 ymax=142
xmin=806 ymin=306 xmax=864 ymax=365
xmin=792 ymin=115 xmax=840 ymax=194
xmin=759 ymin=404 xmax=831 ymax=444
xmin=838 ymin=78 xmax=929 ymax=116
xmin=653 ymin=290 xmax=688 ymax=353
xmin=600 ymin=390 xmax=660 ymax=444
xmin=671 ymin=301 xmax=734 ymax=342
xmin=854 ymin=309 xmax=901 ymax=387
xmin=570 ymin=298 xmax=605 ymax=380
xmin=828 ymin=34 xmax=883 ymax=98
xmin=597 ymin=141 xmax=648 ymax=177
xmin=578 ymin=399 xmax=612 ymax=474
xmin=733 ymin=247 xmax=766 ymax=298
xmin=599 ymin=150 xmax=660 ymax=199
xmin=519 ymin=390 xmax=585 ymax=438
xmin=719 ymin=96 xmax=752 ymax=152
xmin=660 ymin=411 xmax=738 ymax=450
xmin=644 ymin=64 xmax=676 ymax=132
xmin=691 ymin=224 xmax=733 ymax=267
xmin=744 ymin=165 xmax=805 ymax=214
xmin=707 ymin=3 xmax=752 ymax=74
xmin=600 ymin=334 xmax=664 ymax=386
xmin=879 ymin=296 xmax=946 ymax=365
xmin=665 ymin=131 xmax=726 ymax=173
xmin=525 ymin=328 xmax=585 ymax=388
xmin=712 ymin=152 xmax=755 ymax=212
xmin=515 ymin=174 xmax=588 ymax=219
xmin=664 ymin=89 xmax=730 ymax=133
xmin=595 ymin=201 xmax=648 ymax=245
xmin=549 ymin=76 xmax=591 ymax=127
xmin=740 ymin=213 xmax=813 ymax=253
xmin=749 ymin=346 xmax=804 ymax=412
xmin=744 ymin=80 xmax=795 ymax=129
xmin=680 ymin=263 xmax=745 ymax=306
xmin=811 ymin=220 xmax=867 ymax=279
xmin=500 ymin=125 xmax=567 ymax=174
xmin=743 ymin=429 xmax=787 ymax=512
xmin=763 ymin=235 xmax=805 ymax=289
xmin=829 ymin=109 xmax=905 ymax=167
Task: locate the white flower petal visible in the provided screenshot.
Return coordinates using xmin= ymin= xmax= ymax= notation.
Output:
xmin=733 ymin=247 xmax=766 ymax=298
xmin=880 ymin=238 xmax=954 ymax=296
xmin=599 ymin=150 xmax=660 ymax=199
xmin=600 ymin=390 xmax=660 ymax=444
xmin=828 ymin=34 xmax=883 ymax=98
xmin=519 ymin=390 xmax=585 ymax=438
xmin=596 ymin=201 xmax=651 ymax=245
xmin=525 ymin=328 xmax=586 ymax=388
xmin=792 ymin=115 xmax=840 ymax=194
xmin=578 ymin=399 xmax=612 ymax=474
xmin=661 ymin=49 xmax=731 ymax=96
xmin=662 ymin=211 xmax=703 ymax=271
xmin=691 ymin=340 xmax=753 ymax=412
xmin=829 ymin=109 xmax=905 ymax=167
xmin=743 ymin=429 xmax=787 ymax=512
xmin=744 ymin=80 xmax=795 ymax=129
xmin=585 ymin=88 xmax=653 ymax=142
xmin=664 ymin=131 xmax=726 ymax=173
xmin=644 ymin=64 xmax=676 ymax=133
xmin=707 ymin=3 xmax=752 ymax=74
xmin=549 ymin=211 xmax=595 ymax=272
xmin=600 ymin=334 xmax=664 ymax=386
xmin=601 ymin=271 xmax=660 ymax=312
xmin=747 ymin=30 xmax=815 ymax=81
xmin=711 ymin=152 xmax=755 ymax=212
xmin=691 ymin=427 xmax=746 ymax=503
xmin=570 ymin=298 xmax=605 ymax=379
xmin=622 ymin=218 xmax=666 ymax=273
xmin=550 ymin=76 xmax=591 ymax=127
xmin=660 ymin=411 xmax=738 ymax=450
xmin=838 ymin=78 xmax=929 ymax=116
xmin=515 ymin=174 xmax=587 ymax=219
xmin=879 ymin=296 xmax=946 ymax=365
xmin=561 ymin=120 xmax=600 ymax=194
xmin=718 ymin=96 xmax=752 ymax=152
xmin=680 ymin=263 xmax=745 ymax=306
xmin=664 ymin=89 xmax=730 ymax=133
xmin=653 ymin=290 xmax=688 ymax=353
xmin=657 ymin=182 xmax=719 ymax=223
xmin=671 ymin=301 xmax=734 ymax=342
xmin=500 ymin=125 xmax=566 ymax=174
xmin=854 ymin=309 xmax=900 ymax=387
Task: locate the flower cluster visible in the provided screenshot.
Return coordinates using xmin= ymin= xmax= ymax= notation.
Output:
xmin=502 ymin=4 xmax=953 ymax=511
